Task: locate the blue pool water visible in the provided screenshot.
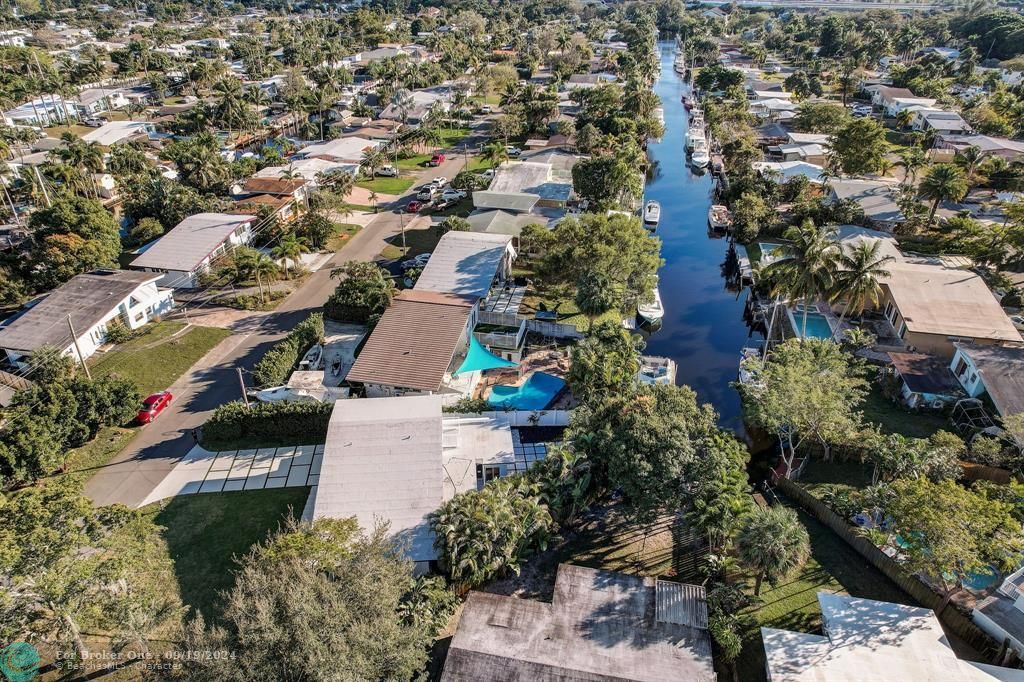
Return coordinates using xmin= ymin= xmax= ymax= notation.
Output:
xmin=488 ymin=372 xmax=566 ymax=410
xmin=793 ymin=311 xmax=834 ymax=340
xmin=962 ymin=566 xmax=1001 ymax=592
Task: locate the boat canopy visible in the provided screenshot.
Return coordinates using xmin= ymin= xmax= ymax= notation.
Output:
xmin=453 ymin=337 xmax=517 ymax=376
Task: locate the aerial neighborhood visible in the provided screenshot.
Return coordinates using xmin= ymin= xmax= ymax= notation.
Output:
xmin=3 ymin=0 xmax=1024 ymax=680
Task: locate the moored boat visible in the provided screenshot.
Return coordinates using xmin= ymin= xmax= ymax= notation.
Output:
xmin=691 ymin=148 xmax=710 ymax=167
xmin=708 ymin=204 xmax=733 ymax=232
xmin=638 ymin=355 xmax=677 ymax=386
xmin=643 ymin=200 xmax=661 ymax=230
xmin=637 ymin=282 xmax=664 ymax=324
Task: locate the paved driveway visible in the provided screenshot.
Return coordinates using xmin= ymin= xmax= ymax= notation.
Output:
xmin=84 ymin=152 xmax=473 ymax=508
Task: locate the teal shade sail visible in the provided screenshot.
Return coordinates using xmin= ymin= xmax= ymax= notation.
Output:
xmin=454 ymin=337 xmax=517 ymax=376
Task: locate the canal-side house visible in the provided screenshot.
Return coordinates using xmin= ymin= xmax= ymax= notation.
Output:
xmin=129 ymin=212 xmax=258 ymax=288
xmin=0 ymin=270 xmax=174 ymax=369
xmin=346 ymin=232 xmax=517 ymax=399
xmin=231 ymin=177 xmax=308 ymax=220
xmin=473 ymin=161 xmax=574 ymax=211
xmin=824 ymin=180 xmax=903 ymax=230
xmin=949 ymin=344 xmax=1024 ymax=419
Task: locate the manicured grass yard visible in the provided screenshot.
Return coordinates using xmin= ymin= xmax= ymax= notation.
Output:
xmin=91 ymin=322 xmax=232 ymax=396
xmin=859 ymin=384 xmax=951 ymax=439
xmin=378 ymin=224 xmax=445 ymax=261
xmin=467 ymin=155 xmax=494 ymax=172
xmin=798 ymin=459 xmax=874 ymax=501
xmin=62 ymin=425 xmax=138 ymax=481
xmin=734 ymin=501 xmax=917 ymax=681
xmin=146 ymin=487 xmax=310 ymax=620
xmin=438 ymin=126 xmax=472 ymax=148
xmin=326 ymin=222 xmax=361 ymax=251
xmin=356 ymin=176 xmax=415 ymax=194
xmin=395 ymin=153 xmax=433 ymax=169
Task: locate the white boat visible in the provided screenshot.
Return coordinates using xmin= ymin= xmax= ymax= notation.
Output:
xmin=637 ymin=282 xmax=664 ymax=324
xmin=638 ymin=355 xmax=677 ymax=386
xmin=737 ymin=346 xmax=763 ymax=386
xmin=298 ymin=343 xmax=323 ymax=370
xmin=643 ymin=200 xmax=661 ymax=229
xmin=708 ymin=204 xmax=732 ymax=232
xmin=691 ymin=144 xmax=710 ymax=167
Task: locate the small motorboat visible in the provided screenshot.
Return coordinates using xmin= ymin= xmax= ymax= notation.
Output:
xmin=637 ymin=282 xmax=664 ymax=324
xmin=683 ymin=97 xmax=694 ymax=111
xmin=298 ymin=343 xmax=323 ymax=370
xmin=643 ymin=200 xmax=661 ymax=230
xmin=637 ymin=355 xmax=677 ymax=386
xmin=708 ymin=204 xmax=733 ymax=232
xmin=691 ymin=148 xmax=711 ymax=168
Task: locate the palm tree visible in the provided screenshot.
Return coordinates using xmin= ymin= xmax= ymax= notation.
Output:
xmin=831 ymin=241 xmax=894 ymax=325
xmin=482 ymin=141 xmax=509 ymax=170
xmin=737 ymin=506 xmax=811 ymax=596
xmin=897 ymin=147 xmax=928 ymax=186
xmin=894 ymin=109 xmax=914 ymax=131
xmin=764 ymin=220 xmax=839 ymax=338
xmin=249 ymin=252 xmax=279 ymax=303
xmin=360 ymin=148 xmax=384 ymax=177
xmin=954 ymin=146 xmax=987 ymax=187
xmin=369 ymin=191 xmax=379 ymax=213
xmin=272 ymin=235 xmax=310 ymax=279
xmin=919 ymin=163 xmax=968 ymax=220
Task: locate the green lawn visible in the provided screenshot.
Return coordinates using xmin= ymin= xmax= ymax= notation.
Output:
xmin=61 ymin=425 xmax=138 ymax=482
xmin=91 ymin=322 xmax=232 ymax=396
xmin=395 ymin=154 xmax=432 ymax=170
xmin=467 ymin=155 xmax=494 ymax=172
xmin=734 ymin=501 xmax=917 ymax=681
xmin=799 ymin=459 xmax=874 ymax=500
xmin=378 ymin=224 xmax=446 ymax=261
xmin=356 ymin=176 xmax=415 ymax=195
xmin=438 ymin=127 xmax=472 ymax=148
xmin=325 ymin=222 xmax=361 ymax=251
xmin=859 ymin=384 xmax=951 ymax=439
xmin=146 ymin=488 xmax=309 ymax=620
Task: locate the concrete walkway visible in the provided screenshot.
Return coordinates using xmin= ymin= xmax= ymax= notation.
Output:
xmin=140 ymin=443 xmax=324 ymax=506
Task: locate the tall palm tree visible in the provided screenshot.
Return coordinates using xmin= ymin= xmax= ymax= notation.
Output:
xmin=954 ymin=146 xmax=987 ymax=187
xmin=764 ymin=220 xmax=839 ymax=338
xmin=360 ymin=148 xmax=384 ymax=176
xmin=897 ymin=147 xmax=928 ymax=186
xmin=737 ymin=506 xmax=810 ymax=596
xmin=831 ymin=241 xmax=894 ymax=324
xmin=482 ymin=141 xmax=509 ymax=170
xmin=272 ymin=235 xmax=310 ymax=279
xmin=919 ymin=163 xmax=968 ymax=220
xmin=249 ymin=252 xmax=279 ymax=303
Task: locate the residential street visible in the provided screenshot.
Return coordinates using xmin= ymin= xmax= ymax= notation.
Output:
xmin=85 ymin=153 xmax=469 ymax=507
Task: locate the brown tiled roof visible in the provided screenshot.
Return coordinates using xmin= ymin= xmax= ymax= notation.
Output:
xmin=346 ymin=290 xmax=473 ymax=392
xmin=241 ymin=177 xmax=306 ymax=195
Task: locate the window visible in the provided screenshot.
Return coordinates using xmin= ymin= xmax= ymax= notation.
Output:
xmin=476 ymin=465 xmax=500 ymax=483
xmin=955 ymin=358 xmax=968 ymax=376
xmin=897 ymin=322 xmax=907 ymax=339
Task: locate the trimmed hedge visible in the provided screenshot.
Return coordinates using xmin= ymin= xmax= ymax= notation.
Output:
xmin=202 ymin=400 xmax=332 ymax=445
xmin=251 ymin=313 xmax=324 ymax=388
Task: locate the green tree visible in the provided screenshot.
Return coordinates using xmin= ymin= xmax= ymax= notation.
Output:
xmin=731 ymin=191 xmax=774 ymax=242
xmin=325 ymin=261 xmax=395 ymax=324
xmin=764 ymin=220 xmax=839 ymax=337
xmin=295 ymin=211 xmax=337 ymax=249
xmin=429 ymin=476 xmax=553 ymax=591
xmin=737 ymin=506 xmax=810 ymax=596
xmin=571 ymin=154 xmax=643 ymax=210
xmin=919 ymin=163 xmax=968 ymax=220
xmin=28 ymin=197 xmax=122 ymax=289
xmin=868 ymin=431 xmax=963 ymax=485
xmin=831 ymin=240 xmax=894 ymax=322
xmin=828 ymin=117 xmax=889 ymax=176
xmin=794 ymin=102 xmax=850 ymax=134
xmin=686 ymin=434 xmax=753 ymax=552
xmin=567 ymin=320 xmax=643 ymax=404
xmin=176 ymin=519 xmax=429 ymax=681
xmin=885 ymin=478 xmax=1023 ymax=611
xmin=440 ymin=216 xmax=471 ymax=233
xmin=272 ymin=234 xmax=310 ymax=279
xmin=738 ymin=339 xmax=868 ymax=470
xmin=125 ymin=217 xmax=165 ymax=248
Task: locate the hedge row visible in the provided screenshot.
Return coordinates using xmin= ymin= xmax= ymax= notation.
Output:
xmin=251 ymin=313 xmax=324 ymax=388
xmin=202 ymin=400 xmax=333 ymax=445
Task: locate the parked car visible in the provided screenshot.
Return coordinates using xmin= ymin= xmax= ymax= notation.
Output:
xmin=1012 ymin=314 xmax=1024 ymax=332
xmin=430 ymin=176 xmax=449 ymax=189
xmin=83 ymin=118 xmax=105 ymax=128
xmin=401 ymin=253 xmax=431 ymax=270
xmin=406 ymin=200 xmax=426 ymax=213
xmin=441 ymin=188 xmax=467 ymax=202
xmin=434 ymin=198 xmax=459 ymax=210
xmin=428 ymin=153 xmax=446 ymax=166
xmin=506 ymin=146 xmax=522 ymax=157
xmin=851 ymin=105 xmax=873 ymax=117
xmin=480 ymin=104 xmax=493 ymax=114
xmin=480 ymin=169 xmax=496 ymax=180
xmin=376 ymin=165 xmax=399 ymax=177
xmin=416 ymin=187 xmax=437 ymax=201
xmin=137 ymin=391 xmax=173 ymax=424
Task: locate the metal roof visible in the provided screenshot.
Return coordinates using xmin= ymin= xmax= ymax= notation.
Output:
xmin=472 ymin=191 xmax=540 ymax=212
xmin=0 ymin=270 xmax=160 ymax=353
xmin=414 ymin=231 xmax=512 ymax=300
xmin=655 ymin=580 xmax=708 ymax=629
xmin=345 ymin=290 xmax=472 ymax=392
xmin=129 ymin=213 xmax=255 ymax=273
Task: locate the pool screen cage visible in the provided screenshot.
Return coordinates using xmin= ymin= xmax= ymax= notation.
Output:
xmin=951 ymin=398 xmax=996 ymax=435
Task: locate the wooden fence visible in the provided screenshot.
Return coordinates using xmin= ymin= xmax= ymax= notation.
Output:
xmin=775 ymin=476 xmax=1001 ymax=658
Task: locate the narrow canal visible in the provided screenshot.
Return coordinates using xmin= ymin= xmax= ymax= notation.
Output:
xmin=641 ymin=41 xmax=756 ymax=430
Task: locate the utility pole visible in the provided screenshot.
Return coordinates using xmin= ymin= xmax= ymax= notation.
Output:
xmin=67 ymin=314 xmax=92 ymax=379
xmin=398 ymin=208 xmax=407 ymax=252
xmin=34 ymin=166 xmax=51 ymax=207
xmin=237 ymin=367 xmax=251 ymax=408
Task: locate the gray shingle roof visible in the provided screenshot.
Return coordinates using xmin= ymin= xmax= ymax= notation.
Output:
xmin=961 ymin=345 xmax=1024 ymax=417
xmin=0 ymin=270 xmax=159 ymax=353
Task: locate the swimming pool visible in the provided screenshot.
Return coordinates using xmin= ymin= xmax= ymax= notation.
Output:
xmin=488 ymin=372 xmax=566 ymax=410
xmin=788 ymin=307 xmax=834 ymax=340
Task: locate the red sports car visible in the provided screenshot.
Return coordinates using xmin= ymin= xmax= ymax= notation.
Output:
xmin=406 ymin=200 xmax=425 ymax=213
xmin=137 ymin=391 xmax=173 ymax=424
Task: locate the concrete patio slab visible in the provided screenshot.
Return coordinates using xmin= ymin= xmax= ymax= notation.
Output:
xmin=265 ymin=477 xmax=287 ymax=489
xmin=286 ymin=465 xmax=310 ymax=487
xmin=244 ymin=472 xmax=268 ymax=490
xmin=221 ymin=479 xmax=246 ymax=492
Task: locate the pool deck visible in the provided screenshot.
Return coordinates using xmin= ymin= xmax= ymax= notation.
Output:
xmin=475 ymin=348 xmax=575 ymax=409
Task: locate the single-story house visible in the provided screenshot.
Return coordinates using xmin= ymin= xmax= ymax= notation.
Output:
xmin=254 ymin=158 xmax=357 ymax=184
xmin=950 ymin=344 xmax=1024 ymax=418
xmin=307 ymin=395 xmax=516 ymax=566
xmin=825 ymin=179 xmax=903 ymax=228
xmin=869 ymin=85 xmax=915 ymax=109
xmin=751 ymin=98 xmax=798 ymax=120
xmin=936 ymin=135 xmax=1024 ymax=162
xmin=2 ymin=97 xmax=68 ymax=127
xmin=887 ymin=351 xmax=963 ymax=409
xmin=237 ymin=176 xmax=308 ymax=206
xmin=476 ymin=161 xmax=573 ymax=210
xmin=767 ymin=143 xmax=827 ymax=165
xmin=0 ymin=270 xmax=173 ymax=369
xmin=885 ymin=96 xmax=938 ymax=117
xmin=129 ymin=213 xmax=257 ymax=288
xmin=81 ymin=121 xmax=154 ymax=147
xmin=912 ymin=109 xmax=971 ymax=135
xmin=752 ymin=160 xmax=826 ymax=184
xmin=466 ymin=210 xmax=551 ymax=241
xmin=876 ymin=261 xmax=1022 ymax=358
xmin=763 ymin=593 xmax=1021 ymax=681
xmin=443 ymin=564 xmax=715 ymax=681
xmin=71 ymin=88 xmax=128 ymax=117
xmin=786 ymin=132 xmax=831 ymax=146
xmin=296 ymin=136 xmax=384 ymax=164
xmin=414 ymin=232 xmax=515 ymax=302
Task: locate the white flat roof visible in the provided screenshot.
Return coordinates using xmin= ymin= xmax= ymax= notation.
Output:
xmin=298 ymin=136 xmax=383 ymax=162
xmin=130 ymin=213 xmax=254 ymax=272
xmin=81 ymin=120 xmax=150 ymax=146
xmin=414 ymin=232 xmax=513 ymax=300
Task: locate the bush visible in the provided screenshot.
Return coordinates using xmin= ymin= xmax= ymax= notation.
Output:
xmin=442 ymin=396 xmax=491 ymax=413
xmin=202 ymin=400 xmax=333 ymax=447
xmin=104 ymin=319 xmax=135 ymax=345
xmin=251 ymin=313 xmax=324 ymax=387
xmin=324 ymin=262 xmax=395 ymax=324
xmin=223 ymin=291 xmax=289 ymax=310
xmin=451 ymin=170 xmax=489 ymax=191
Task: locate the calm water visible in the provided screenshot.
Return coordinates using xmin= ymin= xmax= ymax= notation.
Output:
xmin=641 ymin=42 xmax=757 ymax=429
